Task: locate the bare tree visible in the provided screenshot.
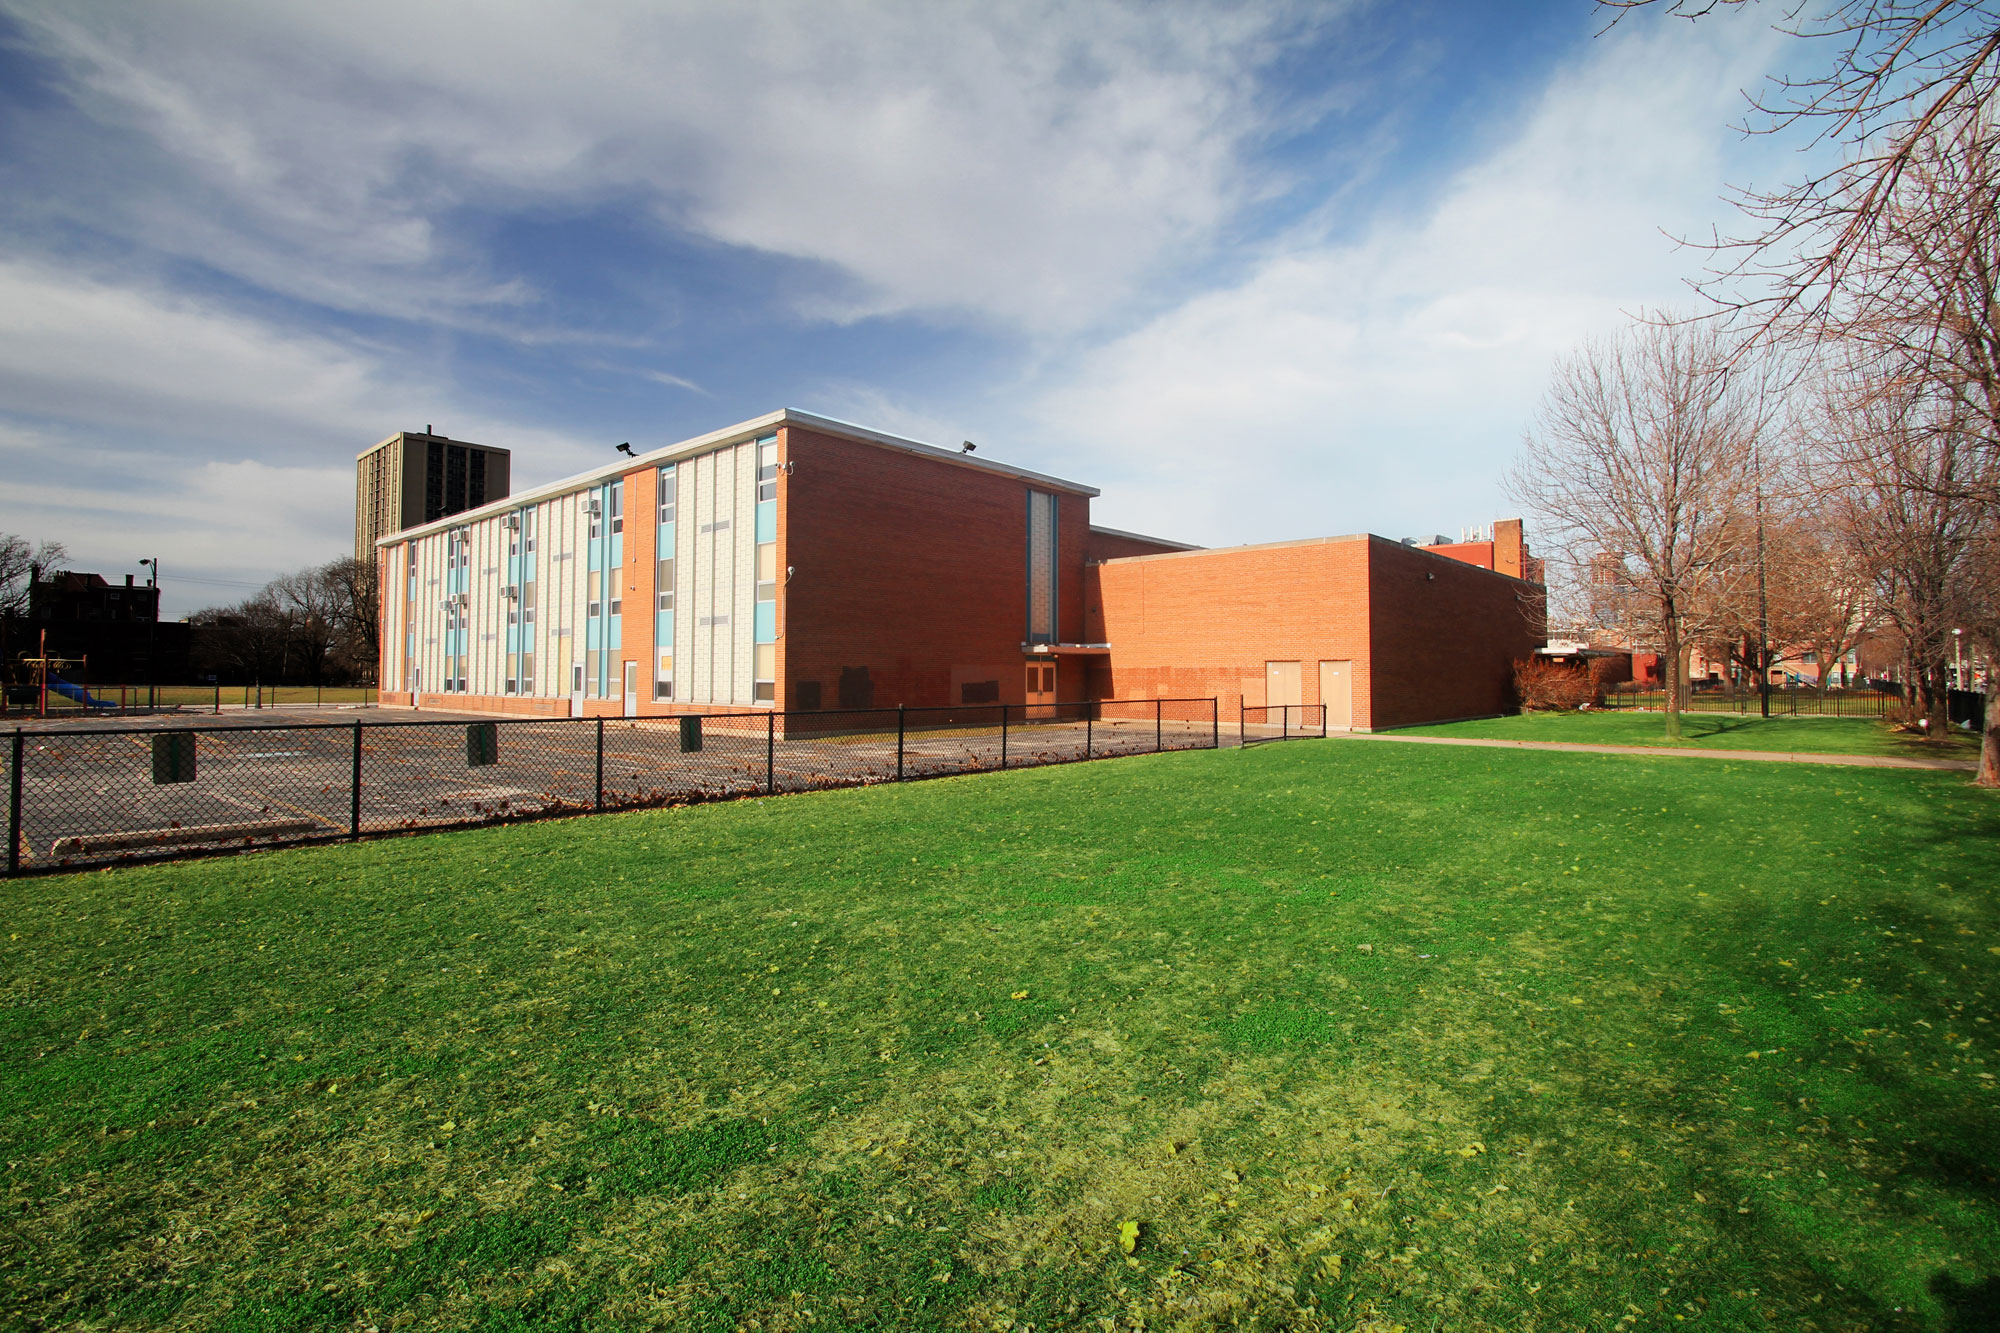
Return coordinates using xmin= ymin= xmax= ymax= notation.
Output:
xmin=1511 ymin=319 xmax=1769 ymax=738
xmin=318 ymin=556 xmax=380 ymax=684
xmin=1812 ymin=364 xmax=1990 ymax=736
xmin=0 ymin=533 xmax=66 ymax=619
xmin=1608 ymin=1 xmax=2000 ymax=338
xmin=270 ymin=568 xmax=341 ymax=686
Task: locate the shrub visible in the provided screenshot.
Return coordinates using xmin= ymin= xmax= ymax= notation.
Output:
xmin=1513 ymin=658 xmax=1601 ymax=711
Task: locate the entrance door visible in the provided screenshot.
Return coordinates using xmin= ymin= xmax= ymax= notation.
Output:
xmin=1265 ymin=660 xmax=1302 ymax=708
xmin=570 ymin=663 xmax=585 ymax=718
xmin=1318 ymin=659 xmax=1352 ymax=731
xmin=1025 ymin=661 xmax=1057 ymax=718
xmin=623 ymin=660 xmax=638 ymax=717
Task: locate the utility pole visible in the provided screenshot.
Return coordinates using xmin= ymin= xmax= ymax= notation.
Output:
xmin=139 ymin=557 xmax=159 ymax=710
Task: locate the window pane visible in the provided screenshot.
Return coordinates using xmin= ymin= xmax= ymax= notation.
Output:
xmin=756 ymin=543 xmax=777 ymax=583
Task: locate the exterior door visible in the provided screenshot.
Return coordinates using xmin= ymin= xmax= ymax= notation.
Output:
xmin=1025 ymin=661 xmax=1057 ymax=718
xmin=1319 ymin=659 xmax=1352 ymax=731
xmin=623 ymin=660 xmax=639 ymax=717
xmin=1265 ymin=660 xmax=1302 ymax=711
xmin=570 ymin=662 xmax=585 ymax=718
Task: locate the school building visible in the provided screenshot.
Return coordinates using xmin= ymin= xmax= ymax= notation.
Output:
xmin=374 ymin=409 xmax=1543 ymax=729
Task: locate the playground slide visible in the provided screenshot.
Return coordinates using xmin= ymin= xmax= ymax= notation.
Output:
xmin=48 ymin=675 xmax=115 ymax=709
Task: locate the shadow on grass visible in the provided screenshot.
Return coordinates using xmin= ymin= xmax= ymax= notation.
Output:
xmin=1931 ymin=1272 xmax=2000 ymax=1331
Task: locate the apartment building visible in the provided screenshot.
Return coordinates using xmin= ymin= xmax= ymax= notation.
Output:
xmin=356 ymin=430 xmax=512 ymax=559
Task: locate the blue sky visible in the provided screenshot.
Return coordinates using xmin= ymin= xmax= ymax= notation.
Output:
xmin=0 ymin=0 xmax=1802 ymax=617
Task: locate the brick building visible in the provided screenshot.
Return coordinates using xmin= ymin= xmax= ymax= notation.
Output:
xmin=375 ymin=409 xmax=1542 ymax=728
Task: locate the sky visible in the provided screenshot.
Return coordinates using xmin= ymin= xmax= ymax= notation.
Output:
xmin=0 ymin=0 xmax=1809 ymax=618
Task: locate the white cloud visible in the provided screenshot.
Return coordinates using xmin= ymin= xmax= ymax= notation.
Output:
xmin=1024 ymin=18 xmax=1796 ymax=547
xmin=0 ymin=257 xmax=603 ymax=605
xmin=2 ymin=0 xmax=1337 ymax=334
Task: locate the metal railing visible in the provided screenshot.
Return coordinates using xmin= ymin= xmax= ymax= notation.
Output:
xmin=1240 ymin=703 xmax=1328 ymax=746
xmin=0 ymin=682 xmax=378 ymax=718
xmin=3 ymin=697 xmax=1219 ymax=876
xmin=1596 ymin=687 xmax=1895 ymax=717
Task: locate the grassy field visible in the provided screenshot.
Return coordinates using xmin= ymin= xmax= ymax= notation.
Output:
xmin=1397 ymin=711 xmax=1983 ymax=761
xmin=4 ymin=740 xmax=1998 ymax=1332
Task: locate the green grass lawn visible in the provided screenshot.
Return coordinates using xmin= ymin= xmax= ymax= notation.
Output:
xmin=1397 ymin=710 xmax=1983 ymax=761
xmin=4 ymin=742 xmax=1998 ymax=1332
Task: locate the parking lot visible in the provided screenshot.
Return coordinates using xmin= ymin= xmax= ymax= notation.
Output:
xmin=5 ymin=702 xmax=1225 ymax=874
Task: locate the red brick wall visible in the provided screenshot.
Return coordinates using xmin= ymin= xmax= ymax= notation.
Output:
xmin=779 ymin=427 xmax=1094 ymax=709
xmin=1086 ymin=528 xmax=1194 ymax=563
xmin=1091 ymin=538 xmax=1377 ymax=723
xmin=1365 ymin=538 xmax=1543 ymax=729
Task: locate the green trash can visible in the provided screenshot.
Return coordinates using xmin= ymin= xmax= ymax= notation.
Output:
xmin=679 ymin=716 xmax=702 ymax=753
xmin=152 ymin=732 xmax=196 ymax=785
xmin=467 ymin=722 xmax=498 ymax=767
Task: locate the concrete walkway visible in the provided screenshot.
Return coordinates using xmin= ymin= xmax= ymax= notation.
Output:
xmin=1333 ymin=731 xmax=1980 ymax=772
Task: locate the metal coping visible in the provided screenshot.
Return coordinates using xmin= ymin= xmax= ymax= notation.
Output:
xmin=377 ymin=409 xmax=1099 ymax=547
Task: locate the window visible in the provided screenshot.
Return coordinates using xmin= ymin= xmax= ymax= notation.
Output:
xmin=588 ymin=570 xmax=601 ymax=619
xmin=754 ymin=643 xmax=775 ymax=702
xmin=521 ymin=653 xmax=534 ymax=694
xmin=610 ymin=482 xmax=624 ymax=535
xmin=610 ymin=585 xmax=622 ymax=617
xmin=523 ymin=508 xmax=536 ymax=553
xmin=588 ymin=502 xmax=601 ymax=540
xmin=757 ymin=438 xmax=778 ymax=502
xmin=655 ymin=651 xmax=674 ymax=700
xmin=586 ymin=650 xmax=600 ymax=696
xmin=573 ymin=664 xmax=584 ymax=694
xmin=658 ymin=466 xmax=677 ymax=524
xmin=657 ymin=557 xmax=674 ymax=611
xmin=522 ymin=580 xmax=536 ymax=624
xmin=755 ymin=543 xmax=777 ymax=605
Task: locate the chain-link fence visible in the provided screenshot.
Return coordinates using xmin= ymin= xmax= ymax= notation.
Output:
xmin=4 ymin=697 xmax=1218 ymax=876
xmin=1239 ymin=704 xmax=1329 ymax=745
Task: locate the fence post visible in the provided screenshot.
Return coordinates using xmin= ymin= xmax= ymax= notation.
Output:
xmin=8 ymin=730 xmax=22 ymax=878
xmin=214 ymin=682 xmax=220 ymax=714
xmin=1239 ymin=704 xmax=1246 ymax=749
xmin=766 ymin=712 xmax=776 ymax=795
xmin=1086 ymin=706 xmax=1093 ymax=757
xmin=1156 ymin=698 xmax=1163 ymax=752
xmin=1321 ymin=704 xmax=1328 ymax=738
xmin=595 ymin=718 xmax=606 ymax=810
xmin=1282 ymin=706 xmax=1289 ymax=741
xmin=896 ymin=705 xmax=906 ymax=781
xmin=349 ymin=720 xmax=363 ymax=840
xmin=1000 ymin=703 xmax=1008 ymax=769
xmin=1211 ymin=698 xmax=1219 ymax=749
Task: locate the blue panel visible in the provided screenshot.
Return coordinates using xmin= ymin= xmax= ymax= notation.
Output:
xmin=755 ymin=500 xmax=776 ymax=542
xmin=754 ymin=602 xmax=775 ymax=643
xmin=656 ymin=609 xmax=673 ymax=647
xmin=586 ymin=621 xmax=602 ymax=650
xmin=506 ymin=626 xmax=519 ymax=652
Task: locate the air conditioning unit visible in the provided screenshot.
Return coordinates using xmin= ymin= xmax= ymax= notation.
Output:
xmin=586 ymin=498 xmax=602 ymax=516
xmin=504 ymin=515 xmax=520 ymax=530
xmin=458 ymin=592 xmax=470 ymax=607
xmin=504 ymin=585 xmax=520 ymax=600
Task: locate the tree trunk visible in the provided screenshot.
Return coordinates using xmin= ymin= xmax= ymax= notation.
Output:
xmin=1980 ymin=675 xmax=2000 ymax=787
xmin=1662 ymin=614 xmax=1683 ymax=741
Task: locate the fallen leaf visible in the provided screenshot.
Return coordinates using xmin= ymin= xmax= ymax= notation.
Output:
xmin=1118 ymin=1220 xmax=1140 ymax=1254
xmin=1011 ymin=990 xmax=1029 ymax=1000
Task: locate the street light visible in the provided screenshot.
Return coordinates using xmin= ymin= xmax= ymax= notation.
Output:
xmin=139 ymin=558 xmax=158 ymax=710
xmin=1954 ymin=627 xmax=1964 ymax=694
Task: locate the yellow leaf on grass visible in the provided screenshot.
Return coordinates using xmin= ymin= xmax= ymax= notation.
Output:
xmin=1455 ymin=1143 xmax=1484 ymax=1157
xmin=1011 ymin=990 xmax=1029 ymax=1000
xmin=1119 ymin=1220 xmax=1140 ymax=1254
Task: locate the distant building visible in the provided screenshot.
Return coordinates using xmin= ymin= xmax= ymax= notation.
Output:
xmin=356 ymin=430 xmax=511 ymax=559
xmin=2 ymin=569 xmax=191 ymax=685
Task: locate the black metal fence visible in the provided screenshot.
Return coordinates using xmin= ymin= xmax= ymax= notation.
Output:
xmin=1240 ymin=704 xmax=1329 ymax=745
xmin=3 ymin=697 xmax=1219 ymax=876
xmin=1597 ymin=687 xmax=1896 ymax=717
xmin=0 ymin=682 xmax=378 ymax=718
